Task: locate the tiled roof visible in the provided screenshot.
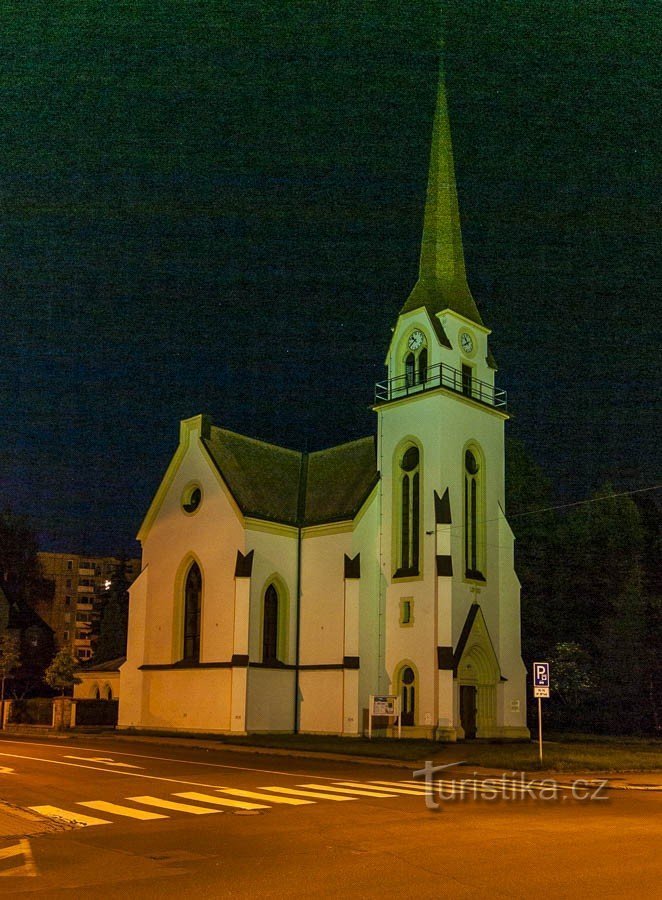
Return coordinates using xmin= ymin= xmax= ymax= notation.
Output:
xmin=77 ymin=656 xmax=125 ymax=673
xmin=202 ymin=427 xmax=377 ymax=527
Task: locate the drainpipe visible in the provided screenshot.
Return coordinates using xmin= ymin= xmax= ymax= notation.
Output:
xmin=294 ymin=523 xmax=302 ymax=733
xmin=293 ymin=451 xmax=309 ymax=734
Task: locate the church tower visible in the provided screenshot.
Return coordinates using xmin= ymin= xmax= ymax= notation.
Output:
xmin=374 ymin=61 xmax=528 ymax=739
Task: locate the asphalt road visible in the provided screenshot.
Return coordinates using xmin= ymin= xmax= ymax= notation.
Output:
xmin=0 ymin=735 xmax=660 ymax=898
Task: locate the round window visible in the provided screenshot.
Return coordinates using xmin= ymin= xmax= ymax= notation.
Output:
xmin=402 ymin=667 xmax=415 ymax=685
xmin=182 ymin=485 xmax=202 ymax=514
xmin=400 ymin=446 xmax=419 ymax=471
xmin=465 ymin=450 xmax=479 ymax=475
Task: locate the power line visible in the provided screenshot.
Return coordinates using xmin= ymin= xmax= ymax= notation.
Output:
xmin=507 ymin=484 xmax=662 ymax=521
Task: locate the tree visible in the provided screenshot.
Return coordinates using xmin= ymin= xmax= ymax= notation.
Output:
xmin=0 ymin=632 xmax=21 ymax=728
xmin=94 ymin=560 xmax=131 ymax=663
xmin=44 ymin=647 xmax=81 ymax=696
xmin=0 ymin=509 xmax=40 ymax=600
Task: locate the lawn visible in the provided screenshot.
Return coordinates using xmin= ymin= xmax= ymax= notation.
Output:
xmin=115 ymin=728 xmax=661 ymax=771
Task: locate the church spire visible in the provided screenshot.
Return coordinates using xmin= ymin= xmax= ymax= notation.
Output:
xmin=400 ymin=60 xmax=484 ymax=326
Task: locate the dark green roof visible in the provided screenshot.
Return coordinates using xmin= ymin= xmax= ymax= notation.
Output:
xmin=400 ymin=277 xmax=484 ymax=329
xmin=305 ymin=437 xmax=378 ymax=525
xmin=202 ymin=427 xmax=377 ymax=527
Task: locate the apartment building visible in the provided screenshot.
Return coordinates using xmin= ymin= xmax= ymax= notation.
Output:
xmin=36 ymin=553 xmax=141 ymax=660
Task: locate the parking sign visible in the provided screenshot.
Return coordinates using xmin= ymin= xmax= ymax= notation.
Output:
xmin=533 ymin=662 xmax=550 ymax=698
xmin=533 ymin=662 xmax=549 ymax=686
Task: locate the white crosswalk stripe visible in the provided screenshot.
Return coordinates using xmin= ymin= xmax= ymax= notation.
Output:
xmin=214 ymin=788 xmax=314 ymax=805
xmin=175 ymin=792 xmax=269 ymax=810
xmin=78 ymin=800 xmax=168 ymax=820
xmin=337 ymin=781 xmax=431 ymax=796
xmin=29 ymin=805 xmax=111 ymax=827
xmin=257 ymin=786 xmax=356 ymax=801
xmin=300 ymin=784 xmax=397 ymax=798
xmin=128 ymin=795 xmax=221 ymax=814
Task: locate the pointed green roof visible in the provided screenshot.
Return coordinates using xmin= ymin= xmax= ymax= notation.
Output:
xmin=400 ymin=63 xmax=484 ymax=327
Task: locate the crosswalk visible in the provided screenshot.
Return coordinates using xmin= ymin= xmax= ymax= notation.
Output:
xmin=29 ymin=779 xmax=429 ymax=827
xmin=29 ymin=775 xmax=567 ymax=829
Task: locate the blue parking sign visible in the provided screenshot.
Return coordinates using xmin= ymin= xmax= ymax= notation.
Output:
xmin=533 ymin=662 xmax=550 ymax=687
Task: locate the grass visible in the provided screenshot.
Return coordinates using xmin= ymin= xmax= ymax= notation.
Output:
xmin=112 ymin=728 xmax=662 ymax=772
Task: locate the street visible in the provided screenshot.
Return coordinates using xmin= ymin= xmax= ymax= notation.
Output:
xmin=0 ymin=735 xmax=660 ymax=897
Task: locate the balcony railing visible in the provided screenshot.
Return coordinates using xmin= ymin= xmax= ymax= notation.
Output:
xmin=375 ymin=362 xmax=507 ymax=409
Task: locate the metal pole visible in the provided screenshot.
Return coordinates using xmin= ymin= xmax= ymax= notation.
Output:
xmin=538 ymin=697 xmax=543 ymax=765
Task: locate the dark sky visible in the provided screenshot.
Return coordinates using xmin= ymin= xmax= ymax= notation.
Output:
xmin=2 ymin=1 xmax=659 ymax=555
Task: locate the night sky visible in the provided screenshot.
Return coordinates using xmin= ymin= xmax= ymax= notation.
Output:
xmin=2 ymin=1 xmax=659 ymax=555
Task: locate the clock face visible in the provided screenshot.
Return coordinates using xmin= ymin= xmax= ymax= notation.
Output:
xmin=460 ymin=332 xmax=474 ymax=354
xmin=408 ymin=329 xmax=424 ymax=351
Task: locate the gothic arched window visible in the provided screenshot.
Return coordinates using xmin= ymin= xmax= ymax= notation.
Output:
xmin=397 ymin=445 xmax=421 ymax=577
xmin=263 ymin=584 xmax=279 ymax=664
xmin=405 ymin=353 xmax=416 ymax=387
xmin=418 ymin=348 xmax=428 ymax=384
xmin=183 ymin=562 xmax=202 ymax=661
xmin=464 ymin=448 xmax=485 ymax=579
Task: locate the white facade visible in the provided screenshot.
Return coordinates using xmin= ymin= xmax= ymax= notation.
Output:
xmin=119 ymin=61 xmax=529 ymax=741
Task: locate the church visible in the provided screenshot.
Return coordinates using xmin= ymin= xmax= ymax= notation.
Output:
xmin=119 ymin=59 xmax=529 ymax=741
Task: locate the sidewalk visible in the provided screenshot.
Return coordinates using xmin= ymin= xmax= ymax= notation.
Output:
xmin=0 ymin=802 xmax=62 ymax=840
xmin=63 ymin=730 xmax=662 ymax=790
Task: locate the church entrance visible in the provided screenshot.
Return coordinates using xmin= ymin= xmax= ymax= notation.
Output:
xmin=460 ymin=685 xmax=477 ymax=739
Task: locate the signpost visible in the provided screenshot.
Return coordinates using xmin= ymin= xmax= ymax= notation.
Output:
xmin=533 ymin=662 xmax=550 ymax=764
xmin=368 ymin=695 xmax=401 ymax=739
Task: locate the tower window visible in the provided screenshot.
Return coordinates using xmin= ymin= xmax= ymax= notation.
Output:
xmin=396 ymin=445 xmax=421 ymax=577
xmin=464 ymin=448 xmax=485 ymax=579
xmin=405 ymin=353 xmax=416 ymax=387
xmin=418 ymin=348 xmax=428 ymax=385
xmin=462 ymin=364 xmax=473 ymax=397
xmin=183 ymin=562 xmax=202 ymax=661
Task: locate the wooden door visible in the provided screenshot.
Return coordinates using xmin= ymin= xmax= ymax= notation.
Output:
xmin=460 ymin=685 xmax=477 ymax=739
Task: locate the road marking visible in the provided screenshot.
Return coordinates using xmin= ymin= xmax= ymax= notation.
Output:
xmin=0 ymin=766 xmax=14 ymax=775
xmin=366 ymin=781 xmax=436 ymax=793
xmin=65 ymin=756 xmax=144 ymax=769
xmin=299 ymin=783 xmax=397 ymax=798
xmin=128 ymin=795 xmax=221 ymax=815
xmin=214 ymin=788 xmax=313 ymax=805
xmin=0 ymin=839 xmax=37 ymax=877
xmin=29 ymin=805 xmax=111 ymax=827
xmin=258 ymin=786 xmax=355 ymax=801
xmin=175 ymin=792 xmax=269 ymax=810
xmin=78 ymin=801 xmax=167 ymax=820
xmin=0 ymin=751 xmax=280 ymax=792
xmin=334 ymin=781 xmax=430 ymax=796
xmin=0 ymin=738 xmax=344 ymax=781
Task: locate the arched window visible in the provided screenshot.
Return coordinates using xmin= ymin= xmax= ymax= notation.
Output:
xmin=464 ymin=448 xmax=484 ymax=578
xmin=263 ymin=584 xmax=279 ymax=664
xmin=418 ymin=348 xmax=428 ymax=385
xmin=183 ymin=562 xmax=202 ymax=661
xmin=397 ymin=445 xmax=420 ymax=577
xmin=397 ymin=665 xmax=416 ymax=726
xmin=405 ymin=353 xmax=416 ymax=387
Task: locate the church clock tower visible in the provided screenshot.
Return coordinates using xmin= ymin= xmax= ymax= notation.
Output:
xmin=374 ymin=62 xmax=528 ymax=740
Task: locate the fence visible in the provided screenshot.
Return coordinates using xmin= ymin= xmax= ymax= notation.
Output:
xmin=74 ymin=699 xmax=119 ymax=727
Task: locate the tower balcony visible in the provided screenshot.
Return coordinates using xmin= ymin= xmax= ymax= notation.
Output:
xmin=375 ymin=362 xmax=507 ymax=409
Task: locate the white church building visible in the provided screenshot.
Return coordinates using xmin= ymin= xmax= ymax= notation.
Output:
xmin=119 ymin=61 xmax=529 ymax=741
